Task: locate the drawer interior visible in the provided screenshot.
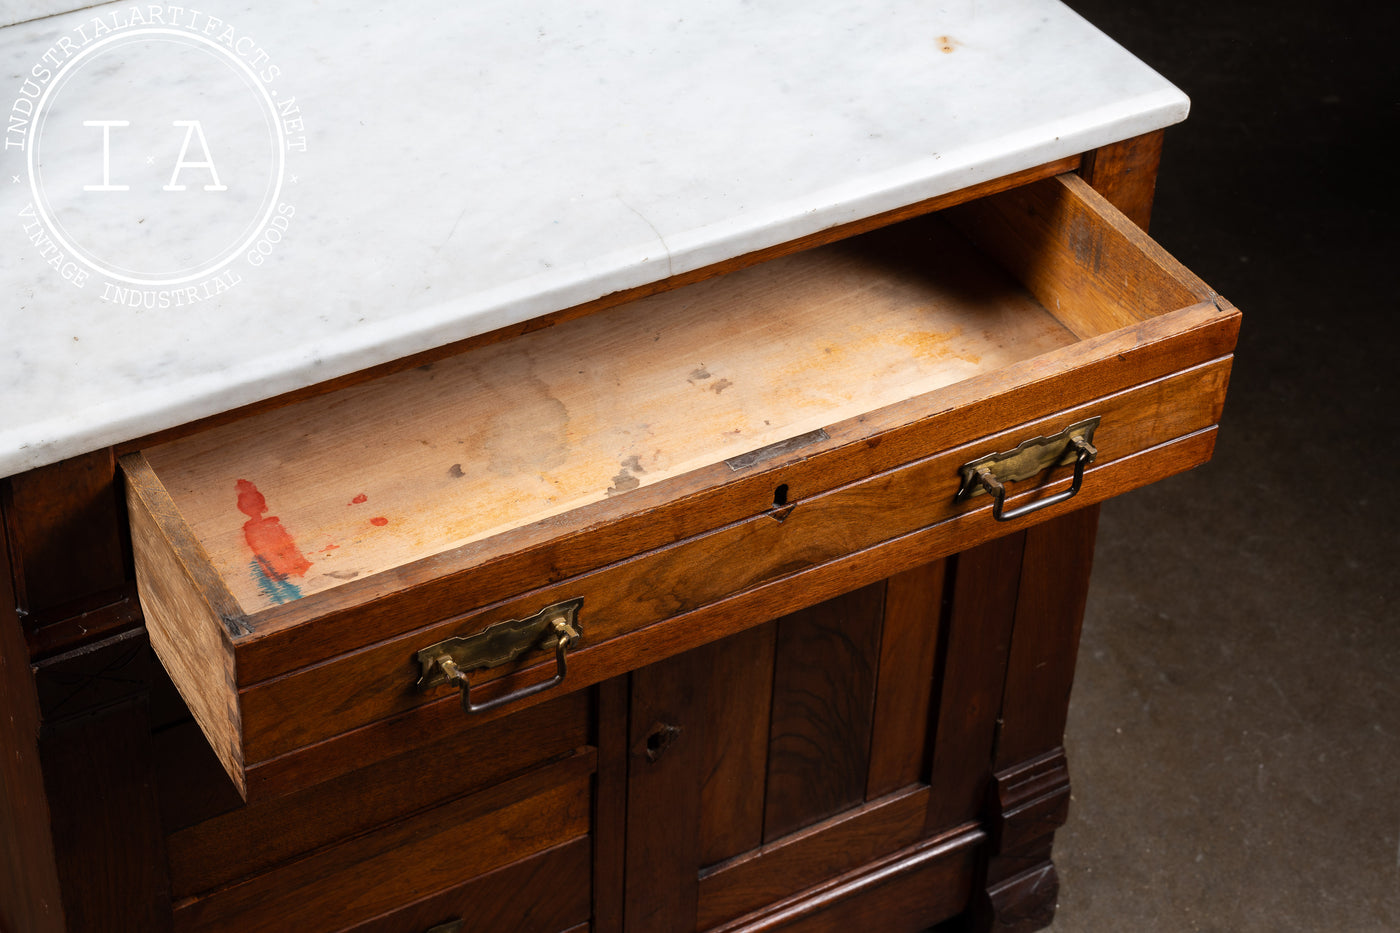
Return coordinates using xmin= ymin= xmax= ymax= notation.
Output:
xmin=122 ymin=170 xmax=1233 ymax=798
xmin=132 ymin=173 xmax=1211 ymax=617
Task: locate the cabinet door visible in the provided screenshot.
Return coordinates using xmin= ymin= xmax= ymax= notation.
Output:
xmin=619 ymin=530 xmax=1036 ymax=933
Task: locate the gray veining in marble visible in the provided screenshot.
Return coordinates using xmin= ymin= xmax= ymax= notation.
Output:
xmin=0 ymin=0 xmax=1187 ymax=477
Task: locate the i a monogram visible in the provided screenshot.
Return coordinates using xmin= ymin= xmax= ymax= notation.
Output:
xmin=81 ymin=119 xmax=228 ymax=192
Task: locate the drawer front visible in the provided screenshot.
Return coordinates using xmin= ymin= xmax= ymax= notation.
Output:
xmin=239 ymin=356 xmax=1229 ymax=775
xmin=340 ymin=837 xmax=591 ymax=933
xmin=161 ymin=688 xmax=590 ymax=896
xmin=171 ymin=750 xmax=593 ymax=933
xmin=124 ymin=170 xmax=1240 ymax=797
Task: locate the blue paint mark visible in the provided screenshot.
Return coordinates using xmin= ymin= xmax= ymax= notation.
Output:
xmin=250 ymin=556 xmax=302 ymax=605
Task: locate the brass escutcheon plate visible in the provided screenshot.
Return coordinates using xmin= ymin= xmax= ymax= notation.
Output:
xmin=955 ymin=417 xmax=1101 ymax=501
xmin=416 ymin=598 xmax=584 ymax=691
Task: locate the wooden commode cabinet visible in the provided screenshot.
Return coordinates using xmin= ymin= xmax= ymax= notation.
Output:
xmin=2 ymin=136 xmax=1238 ymax=933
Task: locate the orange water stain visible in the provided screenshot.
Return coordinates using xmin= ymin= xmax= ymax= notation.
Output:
xmin=235 ymin=479 xmax=312 ymax=578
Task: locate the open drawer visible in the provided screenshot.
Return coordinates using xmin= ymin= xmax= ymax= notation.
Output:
xmin=121 ymin=172 xmax=1239 ymax=798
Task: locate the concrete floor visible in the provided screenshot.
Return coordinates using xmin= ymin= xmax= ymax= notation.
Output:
xmin=1049 ymin=2 xmax=1399 ymax=930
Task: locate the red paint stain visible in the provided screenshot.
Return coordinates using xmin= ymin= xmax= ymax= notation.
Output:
xmin=319 ymin=543 xmax=340 ymax=553
xmin=235 ymin=479 xmax=312 ymax=578
xmin=370 ymin=516 xmax=388 ymax=527
xmin=350 ymin=493 xmax=367 ymax=504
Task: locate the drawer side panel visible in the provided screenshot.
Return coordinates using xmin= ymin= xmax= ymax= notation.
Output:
xmin=948 ymin=173 xmax=1216 ymax=339
xmin=123 ymin=453 xmax=245 ymax=796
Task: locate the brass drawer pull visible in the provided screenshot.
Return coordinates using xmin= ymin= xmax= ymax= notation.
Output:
xmin=416 ymin=598 xmax=583 ymax=714
xmin=956 ymin=418 xmax=1100 ymax=522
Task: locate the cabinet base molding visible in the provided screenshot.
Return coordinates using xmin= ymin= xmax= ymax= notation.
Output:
xmin=708 ymin=824 xmax=985 ymax=933
xmin=977 ymin=749 xmax=1073 ymax=932
xmin=984 ymin=862 xmax=1060 ymax=933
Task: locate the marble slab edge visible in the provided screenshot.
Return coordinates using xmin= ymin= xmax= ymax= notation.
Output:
xmin=0 ymin=89 xmax=1186 ymax=479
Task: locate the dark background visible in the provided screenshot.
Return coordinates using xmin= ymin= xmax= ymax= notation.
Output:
xmin=1049 ymin=2 xmax=1399 ymax=929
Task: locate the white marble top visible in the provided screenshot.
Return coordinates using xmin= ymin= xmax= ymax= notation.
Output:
xmin=0 ymin=0 xmax=1187 ymax=479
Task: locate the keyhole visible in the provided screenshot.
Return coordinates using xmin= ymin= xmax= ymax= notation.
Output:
xmin=767 ymin=483 xmax=796 ymax=523
xmin=642 ymin=722 xmax=682 ymax=762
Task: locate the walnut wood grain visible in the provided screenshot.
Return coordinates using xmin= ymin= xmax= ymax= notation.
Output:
xmin=762 ymin=583 xmax=884 ymax=842
xmin=0 ymin=135 xmax=1238 ymax=933
xmin=594 ymin=677 xmax=630 ymax=933
xmin=699 ymin=620 xmax=778 ymax=867
xmin=143 ymin=217 xmax=1075 ymax=618
xmin=124 ymin=172 xmax=1238 ymax=702
xmin=226 ymin=367 xmax=1226 ymax=795
xmin=972 ymin=508 xmax=1099 ymax=932
xmin=866 ymin=559 xmax=946 ymax=798
xmin=698 ymin=787 xmax=932 ymax=930
xmin=124 ymin=452 xmax=246 ymax=795
xmin=1079 ymin=129 xmax=1165 ymax=230
xmin=975 ymin=751 xmax=1072 ymax=932
xmin=233 ymin=358 xmax=1231 ymax=766
xmin=217 ymin=294 xmax=1237 ymax=697
xmin=1 ymin=448 xmax=127 ymax=621
xmin=23 ymin=587 xmax=143 ymax=662
xmin=163 ymin=689 xmax=589 ymax=895
xmin=591 ymin=423 xmax=1210 ymax=933
xmin=946 ymin=173 xmax=1209 ymax=340
xmin=987 ymin=751 xmax=1072 ymax=883
xmin=923 ymin=532 xmax=1026 ymax=834
xmin=172 ymin=750 xmax=594 ymax=932
xmin=37 ymin=698 xmax=172 ymax=932
xmin=994 ymin=507 xmax=1100 ymax=771
xmin=0 ymin=512 xmax=65 ymax=933
xmin=149 ymin=720 xmax=244 ymax=832
xmin=624 ymin=650 xmax=709 ymax=933
xmin=29 ymin=631 xmax=171 ymax=932
xmin=228 ymin=424 xmax=1224 ymax=801
xmin=984 ymin=862 xmax=1060 ymax=933
xmin=31 ymin=628 xmax=153 ymax=725
xmin=342 ymin=837 xmax=591 ymax=933
xmin=707 ymin=826 xmax=984 ymax=933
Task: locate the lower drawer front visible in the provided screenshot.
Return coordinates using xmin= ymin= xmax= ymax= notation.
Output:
xmin=171 ymin=752 xmax=593 ymax=933
xmin=238 ymin=355 xmax=1231 ymax=766
xmin=161 ymin=689 xmax=591 ymax=895
xmin=341 ymin=838 xmax=591 ymax=933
